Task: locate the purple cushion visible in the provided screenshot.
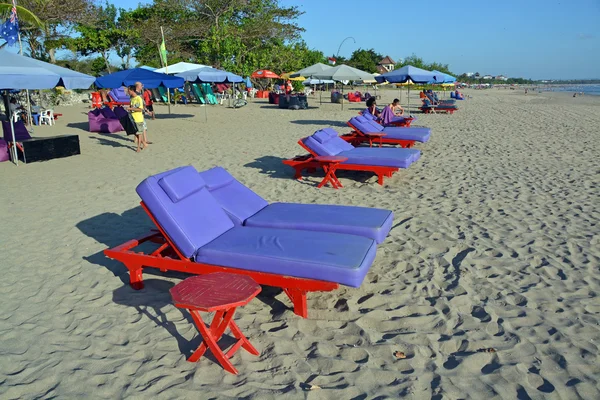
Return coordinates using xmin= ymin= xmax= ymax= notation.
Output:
xmin=313 ymin=130 xmax=331 ymax=144
xmin=2 ymin=120 xmax=31 ymax=142
xmin=352 ymin=116 xmax=383 ymax=133
xmin=136 ymin=166 xmax=235 ymax=258
xmin=113 ymin=106 xmax=128 ymax=119
xmin=303 ymin=136 xmax=339 ymax=156
xmin=380 ymin=127 xmax=431 ymax=143
xmin=101 ymin=107 xmax=118 ymax=119
xmin=109 ymin=87 xmax=130 ymax=103
xmin=246 ymin=203 xmax=393 ymax=244
xmin=199 ymin=167 xmax=393 ymax=243
xmin=199 ymin=167 xmax=268 ymax=225
xmin=195 ymin=226 xmax=377 ymax=287
xmin=88 ymin=113 xmax=123 ymax=133
xmin=339 ymin=147 xmax=421 ymax=169
xmin=159 ymin=167 xmax=205 ymax=203
xmin=0 ymin=139 xmax=9 ymax=162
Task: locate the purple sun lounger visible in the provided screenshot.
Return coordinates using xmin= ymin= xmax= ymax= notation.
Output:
xmin=304 ymin=128 xmax=421 ymax=168
xmin=198 ymin=166 xmax=394 ymax=243
xmin=136 ymin=166 xmax=377 ymax=288
xmin=351 ymin=116 xmax=431 ymax=143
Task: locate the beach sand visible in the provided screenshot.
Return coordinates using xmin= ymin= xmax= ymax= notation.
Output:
xmin=1 ymin=89 xmax=599 ymax=399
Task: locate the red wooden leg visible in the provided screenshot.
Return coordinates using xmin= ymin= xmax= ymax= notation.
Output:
xmin=227 ymin=320 xmax=259 ymax=356
xmin=329 ymin=166 xmax=342 ymax=188
xmin=128 ymin=264 xmax=144 ymax=290
xmin=284 ymin=288 xmax=308 ymax=318
xmin=188 ymin=310 xmax=227 ymax=362
xmin=189 ymin=309 xmax=239 ymax=374
xmin=377 ymin=174 xmax=384 ymax=185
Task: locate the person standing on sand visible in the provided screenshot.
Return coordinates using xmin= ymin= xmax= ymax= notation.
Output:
xmin=126 ymin=85 xmax=146 ymax=153
xmin=134 ymin=82 xmax=151 ymax=145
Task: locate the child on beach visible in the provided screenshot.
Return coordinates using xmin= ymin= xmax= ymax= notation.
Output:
xmin=134 ymin=82 xmax=151 ymax=145
xmin=126 ymin=85 xmax=146 ymax=153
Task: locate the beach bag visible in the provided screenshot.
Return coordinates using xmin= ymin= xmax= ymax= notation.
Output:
xmin=119 ymin=113 xmax=139 ymax=136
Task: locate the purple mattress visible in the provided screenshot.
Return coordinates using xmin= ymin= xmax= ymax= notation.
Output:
xmin=136 ymin=166 xmax=377 ymax=287
xmin=199 ymin=166 xmax=394 ymax=243
xmin=303 ymin=128 xmax=420 ymax=169
xmin=352 ymin=116 xmax=431 ymax=143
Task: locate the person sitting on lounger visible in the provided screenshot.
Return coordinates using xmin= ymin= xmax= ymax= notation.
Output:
xmin=388 ymin=98 xmax=404 ymax=116
xmin=366 ymin=97 xmax=381 ymax=118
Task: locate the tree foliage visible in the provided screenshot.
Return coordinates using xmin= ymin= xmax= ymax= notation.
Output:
xmin=347 ymin=48 xmax=382 ymax=73
xmin=395 ymin=54 xmax=453 ymax=76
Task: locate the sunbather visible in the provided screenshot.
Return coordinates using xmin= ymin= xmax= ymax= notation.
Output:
xmin=366 ymin=97 xmax=381 ymax=118
xmin=387 ymin=98 xmax=404 ymax=116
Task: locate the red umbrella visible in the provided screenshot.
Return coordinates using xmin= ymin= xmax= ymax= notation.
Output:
xmin=251 ymin=69 xmax=280 ymax=79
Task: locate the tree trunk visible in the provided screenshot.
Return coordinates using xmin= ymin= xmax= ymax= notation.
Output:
xmin=102 ymin=51 xmax=112 ymax=73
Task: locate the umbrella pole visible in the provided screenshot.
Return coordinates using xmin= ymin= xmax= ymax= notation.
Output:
xmin=10 ymin=116 xmax=18 ymax=166
xmin=408 ymin=86 xmax=410 ymax=116
xmin=341 ymin=84 xmax=344 ymax=110
xmin=205 ymin=100 xmax=208 ymax=122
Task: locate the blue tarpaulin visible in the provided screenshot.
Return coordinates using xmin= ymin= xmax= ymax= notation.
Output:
xmin=94 ymin=68 xmax=184 ymax=89
xmin=0 ymin=49 xmax=95 ymax=90
xmin=375 ymin=65 xmax=437 ymax=84
xmin=175 ymin=67 xmax=243 ymax=83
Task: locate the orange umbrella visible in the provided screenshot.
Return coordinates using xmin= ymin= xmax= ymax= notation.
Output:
xmin=251 ymin=69 xmax=280 ymax=79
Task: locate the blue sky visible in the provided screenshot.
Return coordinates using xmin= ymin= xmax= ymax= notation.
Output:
xmin=114 ymin=0 xmax=597 ymax=79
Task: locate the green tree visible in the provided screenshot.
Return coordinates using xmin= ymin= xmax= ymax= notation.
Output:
xmin=18 ymin=0 xmax=95 ymax=62
xmin=348 ymin=48 xmax=382 ymax=73
xmin=59 ymin=3 xmax=126 ymax=73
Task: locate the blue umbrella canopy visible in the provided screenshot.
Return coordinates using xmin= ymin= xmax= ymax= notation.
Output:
xmin=94 ymin=68 xmax=184 ymax=89
xmin=175 ymin=67 xmax=243 ymax=83
xmin=0 ymin=49 xmax=95 ymax=90
xmin=430 ymin=70 xmax=456 ymax=84
xmin=375 ymin=65 xmax=437 ymax=84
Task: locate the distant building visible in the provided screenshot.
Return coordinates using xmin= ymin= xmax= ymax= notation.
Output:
xmin=482 ymin=75 xmax=493 ymax=80
xmin=377 ymin=56 xmax=396 ymax=74
xmin=465 ymin=72 xmax=474 ymax=77
xmin=495 ymin=75 xmax=508 ymax=81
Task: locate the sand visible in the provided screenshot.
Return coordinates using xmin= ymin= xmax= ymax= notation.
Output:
xmin=0 ymin=88 xmax=599 ymax=399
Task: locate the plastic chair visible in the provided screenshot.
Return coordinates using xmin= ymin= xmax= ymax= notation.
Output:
xmin=40 ymin=110 xmax=54 ymax=126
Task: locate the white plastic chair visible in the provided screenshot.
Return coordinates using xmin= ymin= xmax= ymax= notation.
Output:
xmin=11 ymin=112 xmax=20 ymax=123
xmin=40 ymin=109 xmax=54 ymax=125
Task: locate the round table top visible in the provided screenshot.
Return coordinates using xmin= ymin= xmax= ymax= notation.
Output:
xmin=170 ymin=273 xmax=261 ymax=312
xmin=314 ymin=155 xmax=348 ymax=163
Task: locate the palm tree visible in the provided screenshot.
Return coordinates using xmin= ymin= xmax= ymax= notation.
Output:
xmin=0 ymin=3 xmax=43 ymax=27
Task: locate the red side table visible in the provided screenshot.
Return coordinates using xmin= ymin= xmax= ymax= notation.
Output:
xmin=170 ymin=273 xmax=261 ymax=374
xmin=314 ymin=155 xmax=348 ymax=189
xmin=364 ymin=132 xmax=386 ymax=147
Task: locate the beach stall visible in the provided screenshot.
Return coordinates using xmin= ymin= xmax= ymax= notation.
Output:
xmin=175 ymin=67 xmax=244 ymax=121
xmin=251 ymin=70 xmax=280 ymax=98
xmin=0 ymin=49 xmax=95 ymax=165
xmin=312 ymin=64 xmax=375 ymax=110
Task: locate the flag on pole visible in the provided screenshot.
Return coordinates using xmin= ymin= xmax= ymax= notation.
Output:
xmin=1 ymin=0 xmax=19 ymax=46
xmin=159 ymin=39 xmax=168 ymax=67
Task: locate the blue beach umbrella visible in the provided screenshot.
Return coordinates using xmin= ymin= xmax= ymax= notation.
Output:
xmin=376 ymin=65 xmax=438 ymax=113
xmin=94 ymin=68 xmax=184 ymax=89
xmin=0 ymin=50 xmax=96 ymax=165
xmin=175 ymin=67 xmax=243 ymax=83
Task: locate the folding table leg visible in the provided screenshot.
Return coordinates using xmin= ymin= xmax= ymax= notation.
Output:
xmin=188 ymin=309 xmax=239 ymax=374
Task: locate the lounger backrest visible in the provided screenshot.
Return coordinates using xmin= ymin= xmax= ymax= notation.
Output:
xmin=361 ymin=112 xmax=376 ymax=121
xmin=361 ymin=116 xmax=385 ymax=132
xmin=353 ymin=116 xmax=384 ymax=133
xmin=136 ymin=166 xmax=234 ymax=259
xmin=199 ymin=167 xmax=268 ymax=225
xmin=303 ymin=128 xmax=354 ymax=157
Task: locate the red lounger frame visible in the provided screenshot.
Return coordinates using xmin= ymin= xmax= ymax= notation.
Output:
xmin=346 ymin=121 xmax=415 ymax=148
xmin=281 ymin=139 xmax=398 ymax=186
xmin=419 ymin=102 xmax=457 ymax=114
xmin=104 ymin=202 xmax=338 ymax=318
